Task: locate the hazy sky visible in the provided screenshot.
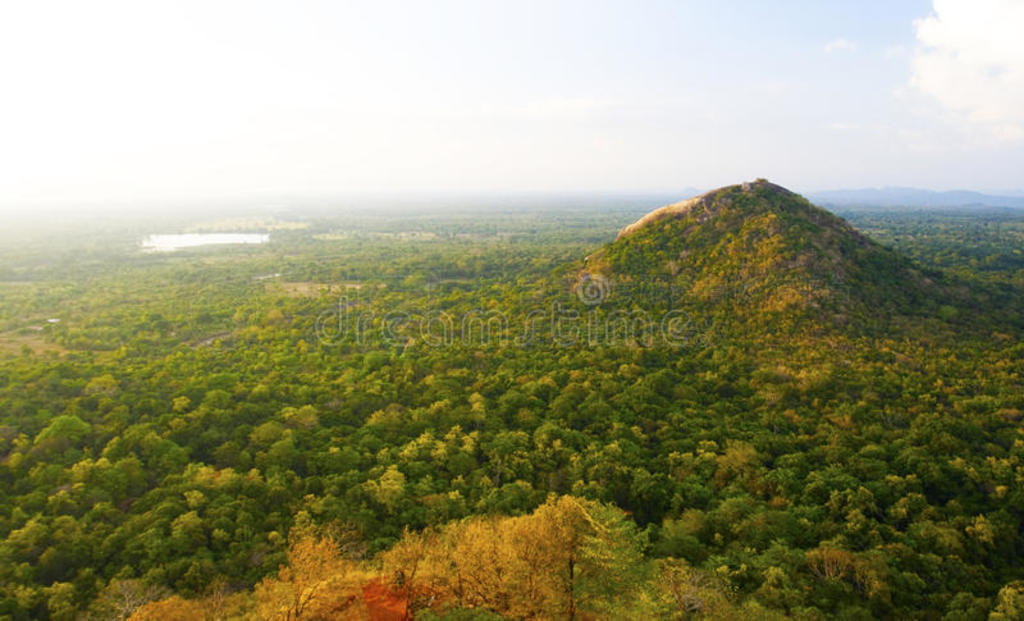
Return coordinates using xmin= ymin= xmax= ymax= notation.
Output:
xmin=2 ymin=0 xmax=1024 ymax=207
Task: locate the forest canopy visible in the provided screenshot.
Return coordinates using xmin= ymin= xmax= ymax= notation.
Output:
xmin=1 ymin=193 xmax=1023 ymax=619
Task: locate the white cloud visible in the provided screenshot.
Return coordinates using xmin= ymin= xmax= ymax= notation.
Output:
xmin=824 ymin=38 xmax=857 ymax=53
xmin=910 ymin=0 xmax=1024 ymax=143
xmin=883 ymin=44 xmax=907 ymax=59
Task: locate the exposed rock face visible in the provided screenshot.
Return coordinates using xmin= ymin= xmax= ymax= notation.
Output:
xmin=618 ymin=179 xmax=801 ymax=240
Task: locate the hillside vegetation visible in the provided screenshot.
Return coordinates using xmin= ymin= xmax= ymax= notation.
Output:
xmin=1 ymin=192 xmax=1023 ymax=619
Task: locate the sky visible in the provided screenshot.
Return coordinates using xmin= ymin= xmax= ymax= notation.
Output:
xmin=1 ymin=0 xmax=1024 ymax=208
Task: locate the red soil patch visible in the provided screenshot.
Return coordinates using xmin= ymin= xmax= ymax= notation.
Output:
xmin=362 ymin=579 xmax=409 ymax=621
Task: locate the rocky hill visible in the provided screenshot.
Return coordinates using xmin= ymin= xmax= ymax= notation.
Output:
xmin=581 ymin=179 xmax=944 ymax=332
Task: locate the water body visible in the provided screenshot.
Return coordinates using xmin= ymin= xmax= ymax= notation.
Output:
xmin=141 ymin=233 xmax=269 ymax=252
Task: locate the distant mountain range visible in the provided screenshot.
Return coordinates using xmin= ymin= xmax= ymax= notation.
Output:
xmin=806 ymin=187 xmax=1024 ymax=209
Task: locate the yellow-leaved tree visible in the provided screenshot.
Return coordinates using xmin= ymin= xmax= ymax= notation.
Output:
xmin=382 ymin=495 xmax=647 ymax=619
xmin=251 ymin=527 xmax=368 ymax=620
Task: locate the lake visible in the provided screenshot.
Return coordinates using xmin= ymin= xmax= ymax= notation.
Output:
xmin=140 ymin=233 xmax=269 ymax=252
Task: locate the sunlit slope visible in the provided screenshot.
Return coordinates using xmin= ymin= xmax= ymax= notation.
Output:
xmin=583 ymin=179 xmax=944 ymax=332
